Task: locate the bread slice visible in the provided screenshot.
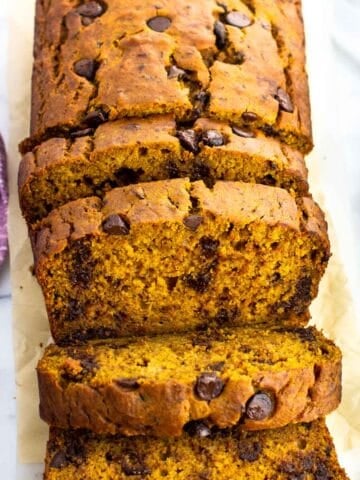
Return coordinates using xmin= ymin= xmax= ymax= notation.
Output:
xmin=19 ymin=117 xmax=308 ymax=223
xmin=32 ymin=179 xmax=330 ymax=343
xmin=44 ymin=419 xmax=348 ymax=479
xmin=37 ymin=326 xmax=341 ymax=436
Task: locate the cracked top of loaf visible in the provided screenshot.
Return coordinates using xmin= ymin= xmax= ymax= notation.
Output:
xmin=25 ymin=0 xmax=312 ymax=152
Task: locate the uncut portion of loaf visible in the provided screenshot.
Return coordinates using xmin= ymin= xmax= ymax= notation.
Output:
xmin=44 ymin=420 xmax=348 ymax=479
xmin=32 ymin=179 xmax=330 ymax=343
xmin=37 ymin=326 xmax=341 ymax=436
xmin=19 ymin=117 xmax=308 ymax=223
xmin=23 ymin=0 xmax=311 ymax=153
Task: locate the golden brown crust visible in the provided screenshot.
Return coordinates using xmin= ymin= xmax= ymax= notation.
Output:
xmin=24 ymin=0 xmax=312 ymax=152
xmin=37 ymin=327 xmax=341 ymax=436
xmin=18 ymin=115 xmax=309 ymax=224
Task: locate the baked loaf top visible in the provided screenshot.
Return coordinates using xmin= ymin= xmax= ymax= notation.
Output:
xmin=37 ymin=326 xmax=341 ymax=436
xmin=25 ymin=0 xmax=312 ymax=152
xmin=44 ymin=420 xmax=349 ymax=479
xmin=32 ymin=179 xmax=329 ymax=342
xmin=19 ymin=116 xmax=308 ymax=223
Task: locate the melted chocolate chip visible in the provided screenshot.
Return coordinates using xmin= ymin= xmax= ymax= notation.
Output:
xmin=70 ymin=127 xmax=94 ymax=138
xmin=77 ymin=1 xmax=105 ymax=18
xmin=166 ymin=160 xmax=181 ymax=178
xmin=115 ymin=378 xmax=140 ymax=391
xmin=202 ymin=129 xmax=225 ymax=147
xmin=74 ymin=59 xmax=98 ymax=81
xmin=183 ymin=215 xmax=203 ymax=231
xmin=214 ymin=21 xmax=227 ymax=49
xmin=199 ymin=236 xmax=219 ymax=258
xmin=177 ymin=129 xmax=200 ymax=153
xmin=242 ymin=111 xmax=258 ymax=123
xmin=84 ymin=109 xmax=108 ymax=127
xmin=245 ymin=392 xmax=274 ymax=421
xmin=238 ymin=440 xmax=263 ymax=462
xmin=103 ymin=214 xmax=130 ymax=235
xmin=168 ymin=65 xmax=187 ymax=80
xmin=183 ymin=270 xmax=212 ymax=293
xmin=184 ymin=421 xmax=211 ymax=438
xmin=275 ymin=87 xmax=294 ymax=113
xmin=232 ymin=126 xmax=255 ymax=138
xmin=195 ymin=372 xmax=224 ymax=401
xmin=50 ymin=451 xmax=68 ymax=469
xmin=225 ymin=11 xmax=252 ymax=28
xmin=147 ymin=16 xmax=171 ymax=32
xmin=121 ymin=451 xmax=151 ymax=476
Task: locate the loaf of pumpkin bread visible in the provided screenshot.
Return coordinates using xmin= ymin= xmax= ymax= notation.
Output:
xmin=32 ymin=179 xmax=329 ymax=343
xmin=22 ymin=0 xmax=312 ymax=155
xmin=37 ymin=326 xmax=341 ymax=437
xmin=19 ymin=118 xmax=308 ymax=223
xmin=44 ymin=419 xmax=348 ymax=479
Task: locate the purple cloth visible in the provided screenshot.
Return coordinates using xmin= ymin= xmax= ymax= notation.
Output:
xmin=0 ymin=134 xmax=8 ymax=266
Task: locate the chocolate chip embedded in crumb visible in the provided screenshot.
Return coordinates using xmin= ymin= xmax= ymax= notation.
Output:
xmin=184 ymin=421 xmax=211 ymax=438
xmin=74 ymin=59 xmax=97 ymax=81
xmin=77 ymin=1 xmax=105 ymax=18
xmin=84 ymin=108 xmax=108 ymax=127
xmin=121 ymin=451 xmax=151 ymax=476
xmin=245 ymin=392 xmax=274 ymax=421
xmin=232 ymin=126 xmax=255 ymax=138
xmin=147 ymin=16 xmax=172 ymax=32
xmin=275 ymin=87 xmax=294 ymax=113
xmin=242 ymin=111 xmax=258 ymax=123
xmin=70 ymin=127 xmax=95 ymax=138
xmin=115 ymin=378 xmax=140 ymax=391
xmin=202 ymin=130 xmax=225 ymax=147
xmin=225 ymin=11 xmax=252 ymax=28
xmin=238 ymin=440 xmax=262 ymax=462
xmin=177 ymin=129 xmax=200 ymax=154
xmin=50 ymin=451 xmax=68 ymax=469
xmin=168 ymin=66 xmax=187 ymax=80
xmin=199 ymin=236 xmax=219 ymax=258
xmin=183 ymin=215 xmax=203 ymax=231
xmin=195 ymin=372 xmax=224 ymax=401
xmin=103 ymin=214 xmax=130 ymax=235
xmin=214 ymin=21 xmax=227 ymax=49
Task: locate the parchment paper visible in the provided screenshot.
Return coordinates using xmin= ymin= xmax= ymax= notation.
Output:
xmin=7 ymin=0 xmax=360 ymax=478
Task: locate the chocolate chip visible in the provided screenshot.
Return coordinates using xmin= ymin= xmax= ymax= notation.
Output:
xmin=315 ymin=462 xmax=331 ymax=480
xmin=177 ymin=129 xmax=200 ymax=153
xmin=275 ymin=87 xmax=294 ymax=113
xmin=214 ymin=21 xmax=227 ymax=49
xmin=225 ymin=11 xmax=252 ymax=28
xmin=77 ymin=1 xmax=105 ymax=18
xmin=84 ymin=109 xmax=108 ymax=127
xmin=232 ymin=126 xmax=255 ymax=138
xmin=245 ymin=392 xmax=274 ymax=421
xmin=166 ymin=160 xmax=181 ymax=178
xmin=184 ymin=421 xmax=211 ymax=438
xmin=103 ymin=214 xmax=130 ymax=235
xmin=183 ymin=270 xmax=212 ymax=293
xmin=195 ymin=372 xmax=224 ymax=401
xmin=70 ymin=127 xmax=95 ymax=138
xmin=238 ymin=440 xmax=263 ymax=462
xmin=122 ymin=451 xmax=151 ymax=476
xmin=147 ymin=16 xmax=171 ymax=32
xmin=193 ymin=91 xmax=210 ymax=116
xmin=202 ymin=130 xmax=225 ymax=147
xmin=115 ymin=378 xmax=140 ymax=391
xmin=183 ymin=215 xmax=203 ymax=231
xmin=168 ymin=66 xmax=187 ymax=80
xmin=199 ymin=237 xmax=219 ymax=258
xmin=190 ymin=160 xmax=211 ymax=183
xmin=74 ymin=59 xmax=97 ymax=81
xmin=50 ymin=451 xmax=68 ymax=469
xmin=242 ymin=112 xmax=258 ymax=123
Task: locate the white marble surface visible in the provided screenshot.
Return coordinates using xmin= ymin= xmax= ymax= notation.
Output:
xmin=1 ymin=0 xmax=360 ymax=478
